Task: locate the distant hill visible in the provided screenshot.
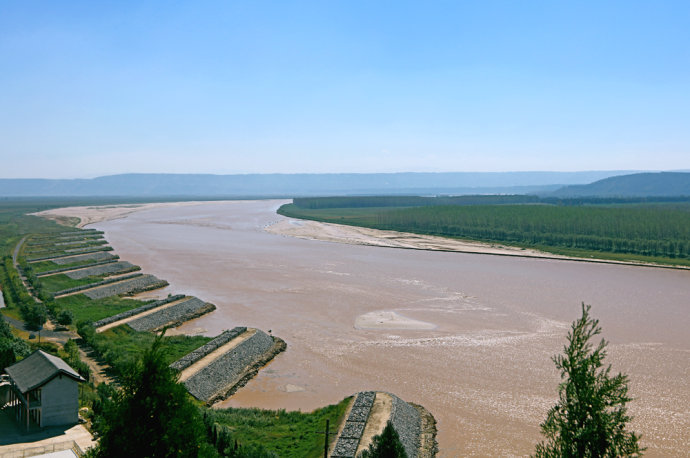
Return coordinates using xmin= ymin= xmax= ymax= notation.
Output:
xmin=0 ymin=171 xmax=633 ymax=197
xmin=551 ymin=172 xmax=690 ymax=197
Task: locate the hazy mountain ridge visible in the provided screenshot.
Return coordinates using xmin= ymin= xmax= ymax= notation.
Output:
xmin=0 ymin=171 xmax=633 ymax=197
xmin=551 ymin=172 xmax=690 ymax=197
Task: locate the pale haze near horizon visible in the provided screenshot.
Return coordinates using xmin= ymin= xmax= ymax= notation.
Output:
xmin=1 ymin=1 xmax=688 ymax=179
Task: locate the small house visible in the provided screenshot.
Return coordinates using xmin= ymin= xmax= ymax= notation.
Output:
xmin=4 ymin=350 xmax=85 ymax=429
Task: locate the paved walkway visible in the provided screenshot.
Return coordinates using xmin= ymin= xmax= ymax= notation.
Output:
xmin=0 ymin=410 xmax=94 ymax=454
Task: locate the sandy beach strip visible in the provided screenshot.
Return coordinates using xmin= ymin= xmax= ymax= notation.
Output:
xmin=33 ymin=201 xmax=229 ymax=228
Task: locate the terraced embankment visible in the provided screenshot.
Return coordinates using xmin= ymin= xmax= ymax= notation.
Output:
xmin=63 ymin=261 xmax=139 ymax=279
xmin=61 ymin=274 xmax=168 ymax=299
xmin=92 ymin=294 xmax=186 ymax=331
xmin=126 ymin=297 xmax=216 ymax=332
xmin=36 ymin=259 xmax=120 ymax=277
xmin=34 ymin=251 xmax=117 ymax=265
xmin=331 ymin=391 xmax=436 ymax=458
xmin=175 ymin=328 xmax=286 ymax=404
xmin=23 ymin=224 xmax=287 ymax=414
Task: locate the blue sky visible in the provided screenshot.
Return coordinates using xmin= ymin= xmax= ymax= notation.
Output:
xmin=1 ymin=1 xmax=689 ymax=178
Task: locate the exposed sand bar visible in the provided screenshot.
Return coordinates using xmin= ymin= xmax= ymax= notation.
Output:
xmin=34 ymin=201 xmax=229 ymax=228
xmin=38 ymin=200 xmax=690 ymax=456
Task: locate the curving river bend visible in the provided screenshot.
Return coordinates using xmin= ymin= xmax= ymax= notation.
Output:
xmin=90 ymin=200 xmax=690 ymax=457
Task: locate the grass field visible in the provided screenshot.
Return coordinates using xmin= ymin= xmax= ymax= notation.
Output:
xmin=84 ymin=324 xmax=212 ymax=376
xmin=39 ymin=273 xmax=105 ymax=293
xmin=55 ymin=294 xmax=151 ymax=323
xmin=208 ymin=397 xmax=351 ymax=458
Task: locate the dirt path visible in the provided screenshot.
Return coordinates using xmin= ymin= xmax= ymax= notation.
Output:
xmin=77 ymin=342 xmax=114 ymax=386
xmin=95 ymin=297 xmax=190 ymax=333
xmin=356 ymin=392 xmax=393 ymax=455
xmin=178 ymin=329 xmax=256 ymax=382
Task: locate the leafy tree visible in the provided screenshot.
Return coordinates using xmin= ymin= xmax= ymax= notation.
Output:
xmin=91 ymin=333 xmax=206 ymax=457
xmin=24 ymin=303 xmax=47 ymax=331
xmin=535 ymin=303 xmax=643 ymax=457
xmin=57 ymin=309 xmax=74 ymax=326
xmin=358 ymin=421 xmax=408 ymax=458
xmin=0 ymin=316 xmax=30 ymax=370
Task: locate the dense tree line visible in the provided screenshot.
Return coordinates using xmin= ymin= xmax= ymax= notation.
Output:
xmin=371 ymin=205 xmax=690 ymax=258
xmin=292 ymin=195 xmax=690 ymax=210
xmin=1 ymin=256 xmax=47 ymax=329
xmin=293 ymin=195 xmax=540 ymax=209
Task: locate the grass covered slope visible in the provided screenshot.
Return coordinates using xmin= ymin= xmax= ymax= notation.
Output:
xmin=205 ymin=397 xmax=351 ymax=458
xmin=279 ymin=197 xmax=690 ymax=266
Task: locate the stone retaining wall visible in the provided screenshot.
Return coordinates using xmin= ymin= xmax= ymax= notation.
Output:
xmin=92 ymin=294 xmax=186 ymax=328
xmin=331 ymin=391 xmax=376 ymax=458
xmin=389 ymin=393 xmax=422 ymax=458
xmin=27 ymin=248 xmax=113 ymax=263
xmin=127 ymin=297 xmax=215 ymax=331
xmin=65 ymin=261 xmax=138 ymax=279
xmin=50 ymin=252 xmax=117 ymax=265
xmin=331 ymin=392 xmax=423 ymax=458
xmin=170 ymin=327 xmax=247 ymax=372
xmin=82 ymin=274 xmax=168 ymax=299
xmin=54 ymin=273 xmax=143 ymax=296
xmin=183 ymin=329 xmax=275 ymax=402
xmin=36 ymin=259 xmax=119 ymax=277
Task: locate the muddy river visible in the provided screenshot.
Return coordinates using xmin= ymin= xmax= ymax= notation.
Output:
xmin=90 ymin=200 xmax=689 ymax=457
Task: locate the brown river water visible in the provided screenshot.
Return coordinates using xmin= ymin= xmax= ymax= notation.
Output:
xmin=90 ymin=200 xmax=689 ymax=457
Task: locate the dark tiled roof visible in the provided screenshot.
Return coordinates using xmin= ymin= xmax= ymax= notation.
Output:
xmin=5 ymin=350 xmax=85 ymax=393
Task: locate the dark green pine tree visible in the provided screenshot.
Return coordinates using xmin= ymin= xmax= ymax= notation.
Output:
xmin=535 ymin=303 xmax=643 ymax=457
xmin=358 ymin=421 xmax=408 ymax=458
xmin=92 ymin=333 xmax=206 ymax=457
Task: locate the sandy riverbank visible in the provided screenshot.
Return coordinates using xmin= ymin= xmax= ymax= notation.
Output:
xmin=33 ymin=201 xmax=226 ymax=228
xmin=266 ymin=218 xmax=565 ymax=259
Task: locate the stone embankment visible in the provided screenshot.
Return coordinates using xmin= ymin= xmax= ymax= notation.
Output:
xmin=65 ymin=261 xmax=138 ymax=279
xmin=389 ymin=393 xmax=422 ymax=458
xmin=181 ymin=329 xmax=285 ymax=403
xmin=81 ymin=274 xmax=168 ymax=299
xmin=36 ymin=259 xmax=119 ymax=277
xmin=331 ymin=392 xmax=434 ymax=458
xmin=49 ymin=252 xmax=118 ymax=265
xmin=170 ymin=327 xmax=247 ymax=372
xmin=92 ymin=294 xmax=186 ymax=329
xmin=127 ymin=297 xmax=215 ymax=332
xmin=26 ymin=248 xmax=114 ymax=263
xmin=53 ymin=273 xmax=143 ymax=296
xmin=332 ymin=391 xmax=375 ymax=458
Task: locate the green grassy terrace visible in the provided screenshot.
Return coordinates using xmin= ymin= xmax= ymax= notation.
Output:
xmin=78 ymin=323 xmax=212 ymax=377
xmin=205 ymin=397 xmax=351 ymax=458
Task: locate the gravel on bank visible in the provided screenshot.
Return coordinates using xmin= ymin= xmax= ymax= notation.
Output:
xmin=127 ymin=297 xmax=215 ymax=332
xmin=50 ymin=252 xmax=117 ymax=265
xmin=36 ymin=259 xmax=119 ymax=277
xmin=389 ymin=393 xmax=422 ymax=458
xmin=332 ymin=392 xmax=426 ymax=458
xmin=183 ymin=329 xmax=281 ymax=403
xmin=332 ymin=391 xmax=375 ymax=458
xmin=92 ymin=294 xmax=186 ymax=328
xmin=170 ymin=327 xmax=247 ymax=372
xmin=82 ymin=274 xmax=168 ymax=299
xmin=65 ymin=261 xmax=139 ymax=279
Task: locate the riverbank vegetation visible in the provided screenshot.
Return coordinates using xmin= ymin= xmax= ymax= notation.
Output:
xmin=280 ymin=196 xmax=690 ymax=266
